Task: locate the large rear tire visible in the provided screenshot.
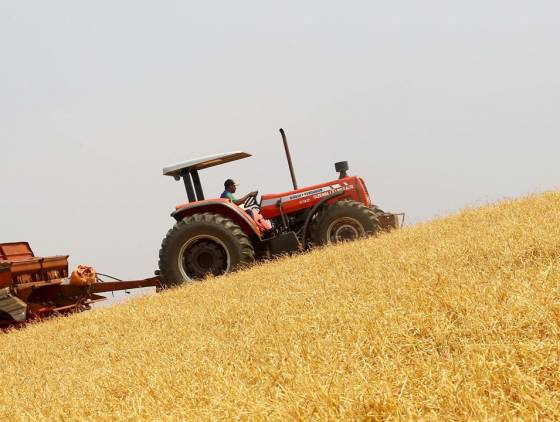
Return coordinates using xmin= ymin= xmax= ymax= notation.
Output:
xmin=312 ymin=200 xmax=380 ymax=246
xmin=158 ymin=213 xmax=255 ymax=286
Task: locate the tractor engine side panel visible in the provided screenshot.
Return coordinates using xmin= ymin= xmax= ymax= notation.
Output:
xmin=357 ymin=177 xmax=372 ymax=207
xmin=260 ymin=176 xmax=367 ymax=220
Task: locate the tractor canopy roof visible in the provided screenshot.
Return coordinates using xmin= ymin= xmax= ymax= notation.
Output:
xmin=163 ymin=151 xmax=252 ymax=177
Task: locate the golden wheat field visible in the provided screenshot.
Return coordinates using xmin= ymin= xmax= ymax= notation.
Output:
xmin=1 ymin=192 xmax=559 ymax=421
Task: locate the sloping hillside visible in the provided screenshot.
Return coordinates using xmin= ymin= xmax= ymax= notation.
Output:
xmin=1 ymin=193 xmax=559 ymax=421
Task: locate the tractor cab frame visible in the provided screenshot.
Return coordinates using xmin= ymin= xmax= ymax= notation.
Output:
xmin=163 ymin=152 xmax=252 ymax=203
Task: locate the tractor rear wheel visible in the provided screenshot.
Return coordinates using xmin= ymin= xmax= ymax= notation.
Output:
xmin=159 ymin=213 xmax=255 ymax=286
xmin=312 ymin=200 xmax=380 ymax=246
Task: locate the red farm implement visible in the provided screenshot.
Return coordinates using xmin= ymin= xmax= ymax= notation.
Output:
xmin=0 ymin=242 xmax=160 ymax=328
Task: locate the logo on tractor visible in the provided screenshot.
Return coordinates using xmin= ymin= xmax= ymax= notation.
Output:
xmin=313 ymin=183 xmax=354 ymax=200
xmin=288 ymin=183 xmax=356 ymax=205
xmin=288 ymin=188 xmax=324 ymax=201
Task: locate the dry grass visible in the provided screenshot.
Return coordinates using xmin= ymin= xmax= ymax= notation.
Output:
xmin=1 ymin=192 xmax=560 ymax=421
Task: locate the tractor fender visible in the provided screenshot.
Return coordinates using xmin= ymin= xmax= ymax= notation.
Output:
xmin=172 ymin=200 xmax=263 ymax=240
xmin=301 ymin=191 xmax=345 ymax=249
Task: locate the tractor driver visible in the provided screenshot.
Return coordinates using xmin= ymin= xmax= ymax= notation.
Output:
xmin=221 ymin=179 xmax=258 ymax=207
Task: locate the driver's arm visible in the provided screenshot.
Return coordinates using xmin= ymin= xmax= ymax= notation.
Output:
xmin=233 ymin=191 xmax=257 ymax=206
xmin=233 ymin=195 xmax=249 ymax=206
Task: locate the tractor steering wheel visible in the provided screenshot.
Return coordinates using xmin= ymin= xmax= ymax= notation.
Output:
xmin=244 ymin=191 xmax=259 ymax=209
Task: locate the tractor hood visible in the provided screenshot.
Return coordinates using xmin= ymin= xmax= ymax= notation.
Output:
xmin=163 ymin=151 xmax=252 ymax=177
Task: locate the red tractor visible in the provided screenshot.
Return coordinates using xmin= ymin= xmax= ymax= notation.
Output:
xmin=159 ymin=129 xmax=402 ymax=284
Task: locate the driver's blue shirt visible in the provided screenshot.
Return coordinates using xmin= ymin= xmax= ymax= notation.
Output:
xmin=220 ymin=191 xmax=236 ymax=202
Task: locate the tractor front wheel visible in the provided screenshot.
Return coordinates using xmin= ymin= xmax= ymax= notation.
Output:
xmin=158 ymin=213 xmax=255 ymax=286
xmin=312 ymin=200 xmax=380 ymax=246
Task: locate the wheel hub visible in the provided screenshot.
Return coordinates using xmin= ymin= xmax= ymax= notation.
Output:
xmin=182 ymin=239 xmax=228 ymax=279
xmin=327 ymin=218 xmax=365 ymax=243
xmin=197 ymin=251 xmax=214 ymax=270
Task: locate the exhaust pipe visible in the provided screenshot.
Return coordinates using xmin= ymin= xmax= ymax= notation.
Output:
xmin=279 ymin=128 xmax=298 ymax=190
xmin=335 ymin=161 xmax=349 ymax=179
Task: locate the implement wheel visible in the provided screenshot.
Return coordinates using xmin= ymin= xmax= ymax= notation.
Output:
xmin=159 ymin=213 xmax=255 ymax=286
xmin=312 ymin=200 xmax=380 ymax=246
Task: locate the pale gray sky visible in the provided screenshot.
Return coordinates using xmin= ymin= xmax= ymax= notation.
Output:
xmin=1 ymin=1 xmax=559 ymax=280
